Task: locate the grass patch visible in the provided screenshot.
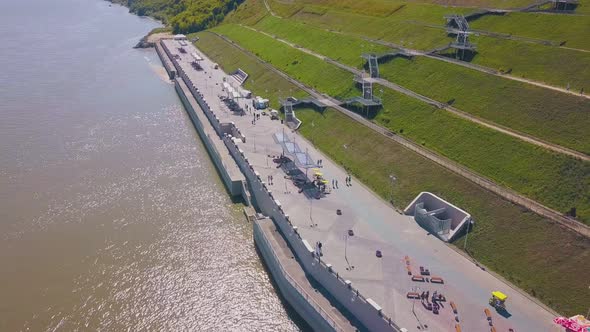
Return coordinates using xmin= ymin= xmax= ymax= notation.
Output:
xmin=373 ymin=86 xmax=590 ymax=224
xmin=404 ymin=0 xmax=533 ymax=8
xmin=467 ymin=35 xmax=590 ymax=90
xmin=470 ymin=11 xmax=590 ymax=51
xmin=254 ymin=16 xmax=391 ymax=68
xmin=211 ymin=24 xmax=357 ymax=99
xmin=246 ymin=14 xmax=590 ymax=153
xmin=195 ymin=29 xmax=590 ymax=316
xmin=253 ymin=3 xmax=590 ymax=90
xmin=285 ymin=4 xmax=462 ymax=50
xmin=210 ymin=23 xmax=590 ymax=224
xmin=378 ymin=56 xmax=590 ymax=154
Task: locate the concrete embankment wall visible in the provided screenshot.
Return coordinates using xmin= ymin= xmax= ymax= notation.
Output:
xmin=158 ymin=39 xmax=248 ymax=203
xmin=155 ymin=42 xmax=176 ymax=79
xmin=224 ymin=137 xmax=401 ymax=332
xmin=174 ymin=77 xmax=247 ymax=201
xmin=254 ymin=219 xmax=337 ymax=332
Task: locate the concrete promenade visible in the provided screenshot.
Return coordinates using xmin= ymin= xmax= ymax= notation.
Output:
xmin=162 ymin=39 xmax=560 ymax=332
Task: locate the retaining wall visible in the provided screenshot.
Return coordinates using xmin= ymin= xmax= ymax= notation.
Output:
xmin=254 ymin=219 xmax=338 ymax=332
xmin=174 ymin=78 xmax=246 ymax=201
xmin=224 ymin=136 xmax=402 ymax=332
xmin=155 ymin=41 xmax=176 ymax=79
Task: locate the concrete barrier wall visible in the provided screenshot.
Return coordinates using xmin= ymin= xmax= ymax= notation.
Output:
xmin=224 ymin=137 xmax=401 ymax=332
xmin=175 ymin=79 xmax=244 ymax=199
xmin=254 ymin=220 xmax=337 ymax=332
xmin=155 ymin=42 xmax=175 ymax=79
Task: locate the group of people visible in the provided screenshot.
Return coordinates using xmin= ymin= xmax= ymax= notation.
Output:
xmin=331 ymin=175 xmax=352 ymax=189
xmin=266 ymin=175 xmax=274 ymax=185
xmin=251 ymin=112 xmax=260 ymax=125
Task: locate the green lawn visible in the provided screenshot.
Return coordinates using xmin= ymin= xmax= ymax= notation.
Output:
xmin=285 ymin=4 xmax=460 ymax=50
xmin=404 ymin=0 xmax=533 ymax=8
xmin=467 ymin=35 xmax=590 ymax=90
xmin=257 ymin=3 xmax=590 ymax=91
xmin=211 ymin=23 xmax=590 ymax=224
xmin=378 ymin=57 xmax=590 ymax=154
xmin=254 ymin=15 xmax=391 ymax=68
xmin=211 ymin=24 xmax=357 ymax=99
xmin=194 ymin=30 xmax=590 ymax=316
xmin=470 ymin=11 xmax=590 ymax=50
xmin=373 ymin=86 xmax=590 ymax=225
xmin=248 ymin=15 xmax=590 ymax=153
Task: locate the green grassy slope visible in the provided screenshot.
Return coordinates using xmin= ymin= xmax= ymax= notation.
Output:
xmin=211 ymin=23 xmax=590 ymax=224
xmin=255 ymin=16 xmax=391 ymax=68
xmin=210 ymin=24 xmax=357 ymax=98
xmin=372 ymin=87 xmax=590 ymax=225
xmin=193 ymin=31 xmax=589 ymax=315
xmin=286 ymin=6 xmax=454 ymax=50
xmin=248 ymin=15 xmax=590 ymax=153
xmin=467 ymin=35 xmax=590 ymax=90
xmin=404 ymin=0 xmax=533 ymax=7
xmin=246 ymin=1 xmax=590 ymax=90
xmin=378 ymin=57 xmax=590 ymax=154
xmin=470 ymin=12 xmax=590 ymax=50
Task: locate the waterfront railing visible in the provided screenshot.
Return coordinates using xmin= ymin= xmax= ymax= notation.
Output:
xmin=256 ymin=222 xmax=343 ymax=331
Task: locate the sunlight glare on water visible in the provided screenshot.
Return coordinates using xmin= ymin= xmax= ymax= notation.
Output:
xmin=0 ymin=0 xmax=302 ymax=330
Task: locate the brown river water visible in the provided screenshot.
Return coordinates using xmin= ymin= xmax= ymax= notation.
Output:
xmin=0 ymin=0 xmax=303 ymax=330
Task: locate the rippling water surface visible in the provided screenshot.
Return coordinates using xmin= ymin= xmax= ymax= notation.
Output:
xmin=0 ymin=0 xmax=302 ymax=330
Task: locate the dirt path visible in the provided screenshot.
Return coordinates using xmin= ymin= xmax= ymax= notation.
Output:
xmin=263 ymin=0 xmax=281 ymax=18
xmin=208 ymin=30 xmax=590 ymax=238
xmin=363 ymin=37 xmax=590 ymax=101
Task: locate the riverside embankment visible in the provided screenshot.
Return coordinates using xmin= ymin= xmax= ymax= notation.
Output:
xmin=155 ymin=36 xmax=561 ymax=332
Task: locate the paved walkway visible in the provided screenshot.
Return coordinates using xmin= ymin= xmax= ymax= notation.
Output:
xmin=258 ymin=219 xmax=357 ymax=331
xmin=163 ymin=38 xmax=561 ymax=332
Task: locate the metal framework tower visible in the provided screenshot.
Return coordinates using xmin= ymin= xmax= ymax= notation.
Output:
xmin=550 ymin=0 xmax=578 ymax=10
xmin=444 ymin=14 xmax=476 ymax=60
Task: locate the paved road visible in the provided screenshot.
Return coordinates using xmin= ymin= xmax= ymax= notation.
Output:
xmin=208 ymin=30 xmax=590 ymax=238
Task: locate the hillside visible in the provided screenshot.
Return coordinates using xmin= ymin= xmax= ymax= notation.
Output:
xmin=112 ymin=0 xmax=243 ymax=33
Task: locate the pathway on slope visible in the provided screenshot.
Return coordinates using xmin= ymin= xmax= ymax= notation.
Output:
xmin=300 ymin=25 xmax=590 ymax=100
xmin=263 ymin=0 xmax=281 ymax=18
xmin=207 ymin=31 xmax=590 ymax=238
xmin=242 ymin=25 xmax=590 ymax=162
xmin=360 ymin=36 xmax=590 ymax=101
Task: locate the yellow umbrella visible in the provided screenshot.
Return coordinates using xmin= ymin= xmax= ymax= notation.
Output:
xmin=314 ymin=171 xmax=323 ymax=176
xmin=321 ymin=180 xmax=329 ymax=184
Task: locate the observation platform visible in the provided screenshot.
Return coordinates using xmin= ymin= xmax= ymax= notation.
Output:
xmin=161 ymin=38 xmax=560 ymax=332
